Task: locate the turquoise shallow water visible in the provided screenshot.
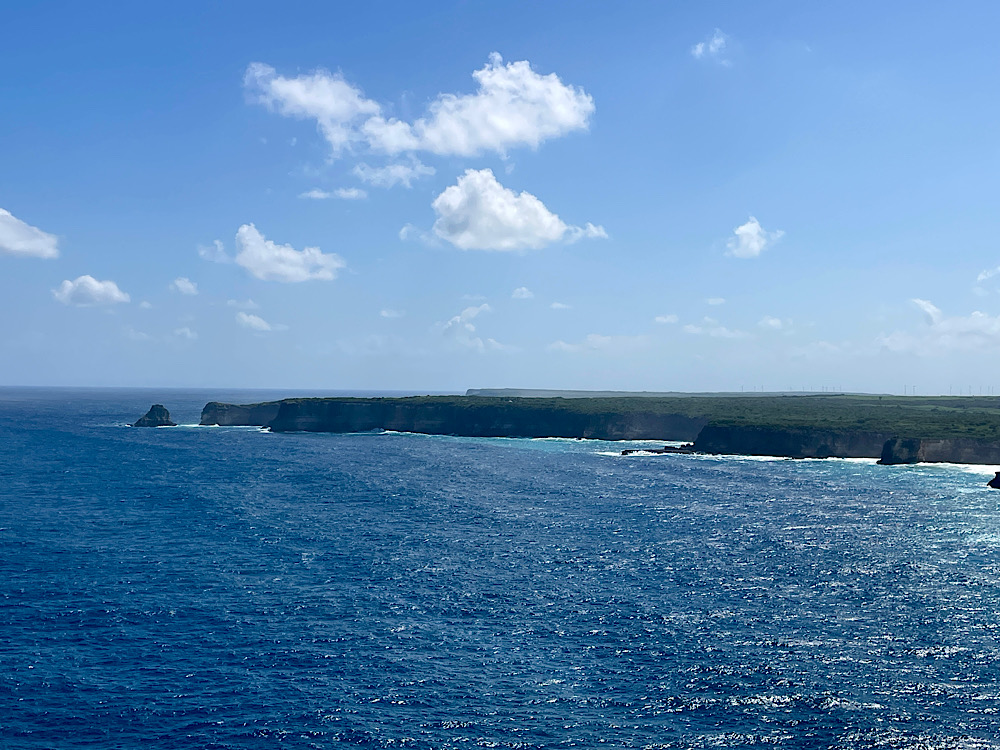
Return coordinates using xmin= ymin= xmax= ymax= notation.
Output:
xmin=2 ymin=388 xmax=1000 ymax=749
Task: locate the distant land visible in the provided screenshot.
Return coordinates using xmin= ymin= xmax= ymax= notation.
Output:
xmin=197 ymin=392 xmax=1000 ymax=466
xmin=466 ymin=388 xmax=862 ymax=398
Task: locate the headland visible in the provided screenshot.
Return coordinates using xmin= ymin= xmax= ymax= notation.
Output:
xmin=199 ymin=392 xmax=1000 ymax=466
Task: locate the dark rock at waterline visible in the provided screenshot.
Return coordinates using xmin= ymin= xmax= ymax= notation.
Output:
xmin=133 ymin=404 xmax=176 ymax=427
xmin=989 ymin=472 xmax=1000 ymax=489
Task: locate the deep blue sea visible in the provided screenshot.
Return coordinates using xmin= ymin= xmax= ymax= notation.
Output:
xmin=2 ymin=388 xmax=1000 ymax=749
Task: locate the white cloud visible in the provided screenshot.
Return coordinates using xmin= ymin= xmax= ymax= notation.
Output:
xmin=878 ymin=299 xmax=1000 ymax=354
xmin=53 ymin=276 xmax=130 ymax=307
xmin=726 ymin=216 xmax=784 ymax=259
xmin=977 ymin=265 xmax=1000 ymax=283
xmin=139 ymin=301 xmax=153 ymax=309
xmin=439 ymin=303 xmax=507 ymax=352
xmin=198 ymin=240 xmax=230 ymax=263
xmin=246 ymin=53 xmax=594 ymax=158
xmin=299 ymin=189 xmax=333 ymax=200
xmin=911 ymin=298 xmax=942 ymax=325
xmin=512 ymin=286 xmax=534 ymax=299
xmin=758 ymin=315 xmax=787 ymax=330
xmin=353 ymin=160 xmax=435 ymax=188
xmin=0 ymin=208 xmax=59 ymax=258
xmin=170 ymin=277 xmax=198 ymax=296
xmin=227 ymin=298 xmax=259 ymax=310
xmin=655 ymin=314 xmax=679 ymax=324
xmin=706 ymin=297 xmax=726 ymax=306
xmin=550 ymin=301 xmax=571 ymax=310
xmin=124 ymin=327 xmax=151 ymax=341
xmin=334 ymin=187 xmax=367 ymax=200
xmin=244 ymin=62 xmax=381 ymax=154
xmin=365 ymin=53 xmax=594 ymax=157
xmin=548 ymin=333 xmax=646 ymax=353
xmin=380 ymin=308 xmax=405 ymax=319
xmin=235 ymin=223 xmax=346 ymax=282
xmin=683 ymin=317 xmax=748 ymax=339
xmin=236 ymin=311 xmax=286 ymax=332
xmin=691 ymin=29 xmax=730 ymax=65
xmin=301 ymin=187 xmax=367 ymax=200
xmin=174 ymin=326 xmax=198 ymax=340
xmin=431 ymin=169 xmax=605 ymax=251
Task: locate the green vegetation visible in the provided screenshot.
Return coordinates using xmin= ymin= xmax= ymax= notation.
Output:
xmin=242 ymin=394 xmax=1000 ymax=441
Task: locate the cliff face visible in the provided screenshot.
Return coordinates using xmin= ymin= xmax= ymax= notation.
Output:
xmin=265 ymin=399 xmax=708 ymax=440
xmin=879 ymin=437 xmax=1000 ymax=465
xmin=693 ymin=424 xmax=890 ymax=459
xmin=200 ymin=401 xmax=282 ymax=426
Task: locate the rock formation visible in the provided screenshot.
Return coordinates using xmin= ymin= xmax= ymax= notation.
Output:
xmin=133 ymin=404 xmax=176 ymax=427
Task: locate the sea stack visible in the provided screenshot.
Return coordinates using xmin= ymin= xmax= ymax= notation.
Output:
xmin=133 ymin=404 xmax=176 ymax=427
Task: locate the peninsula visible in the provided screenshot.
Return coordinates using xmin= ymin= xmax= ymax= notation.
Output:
xmin=200 ymin=393 xmax=1000 ymax=465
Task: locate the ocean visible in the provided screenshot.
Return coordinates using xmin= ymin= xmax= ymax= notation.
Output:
xmin=2 ymin=388 xmax=999 ymax=749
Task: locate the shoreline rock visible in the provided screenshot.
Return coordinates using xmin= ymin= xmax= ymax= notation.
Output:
xmin=133 ymin=404 xmax=176 ymax=427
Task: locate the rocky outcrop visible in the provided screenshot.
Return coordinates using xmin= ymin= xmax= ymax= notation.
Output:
xmin=693 ymin=424 xmax=890 ymax=459
xmin=133 ymin=404 xmax=176 ymax=427
xmin=878 ymin=437 xmax=1000 ymax=465
xmin=200 ymin=401 xmax=282 ymax=426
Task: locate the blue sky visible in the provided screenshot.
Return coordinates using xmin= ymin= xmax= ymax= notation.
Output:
xmin=4 ymin=1 xmax=1000 ymax=393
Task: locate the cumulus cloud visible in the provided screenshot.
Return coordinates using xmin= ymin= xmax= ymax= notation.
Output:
xmin=655 ymin=314 xmax=679 ymax=324
xmin=431 ymin=169 xmax=605 ymax=251
xmin=512 ymin=286 xmax=534 ymax=299
xmin=691 ymin=29 xmax=730 ymax=65
xmin=550 ymin=301 xmax=571 ymax=310
xmin=706 ymin=297 xmax=726 ymax=306
xmin=244 ymin=62 xmax=381 ymax=154
xmin=380 ymin=308 xmax=405 ymax=319
xmin=727 ymin=216 xmax=783 ymax=259
xmin=245 ymin=53 xmax=594 ymax=158
xmin=0 ymin=208 xmax=59 ymax=258
xmin=235 ymin=223 xmax=345 ymax=282
xmin=174 ymin=327 xmax=198 ymax=340
xmin=683 ymin=317 xmax=748 ymax=339
xmin=353 ymin=160 xmax=435 ymax=188
xmin=878 ymin=299 xmax=1000 ymax=354
xmin=439 ymin=303 xmax=507 ymax=352
xmin=236 ymin=311 xmax=286 ymax=332
xmin=53 ymin=276 xmax=130 ymax=307
xmin=170 ymin=277 xmax=198 ymax=295
xmin=198 ymin=240 xmax=230 ymax=263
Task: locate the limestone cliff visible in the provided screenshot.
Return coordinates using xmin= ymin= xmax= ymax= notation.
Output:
xmin=265 ymin=398 xmax=708 ymax=440
xmin=879 ymin=437 xmax=1000 ymax=465
xmin=693 ymin=424 xmax=890 ymax=459
xmin=200 ymin=401 xmax=282 ymax=426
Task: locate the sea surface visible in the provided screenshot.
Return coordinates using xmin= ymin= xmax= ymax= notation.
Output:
xmin=2 ymin=388 xmax=1000 ymax=749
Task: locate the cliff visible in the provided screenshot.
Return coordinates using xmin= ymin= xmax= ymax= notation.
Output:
xmin=265 ymin=398 xmax=708 ymax=440
xmin=197 ymin=394 xmax=1000 ymax=465
xmin=200 ymin=401 xmax=282 ymax=426
xmin=879 ymin=437 xmax=1000 ymax=465
xmin=693 ymin=424 xmax=890 ymax=459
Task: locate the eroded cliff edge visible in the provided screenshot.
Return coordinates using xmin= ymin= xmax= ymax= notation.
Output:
xmin=199 ymin=394 xmax=1000 ymax=465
